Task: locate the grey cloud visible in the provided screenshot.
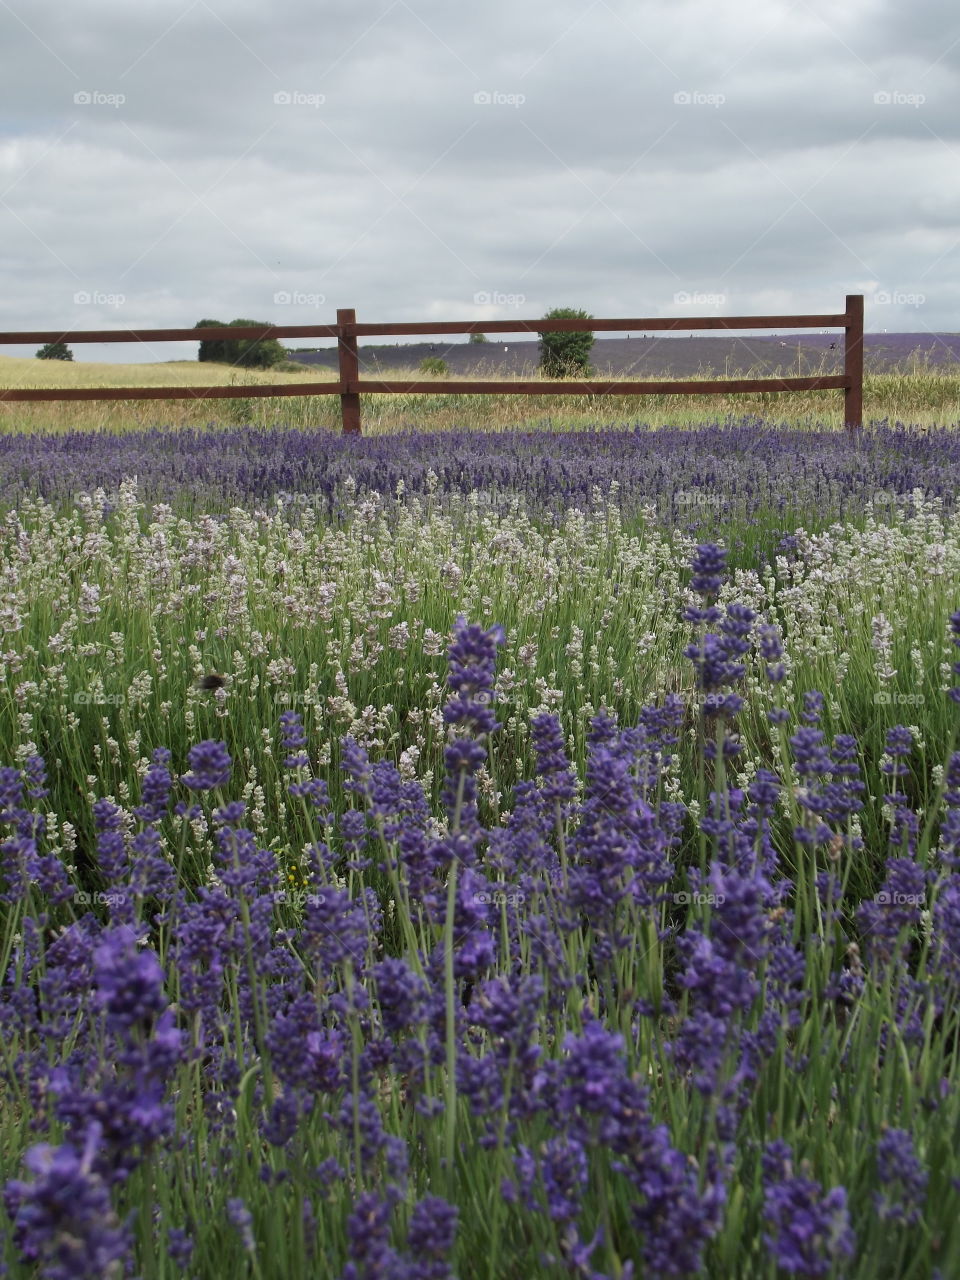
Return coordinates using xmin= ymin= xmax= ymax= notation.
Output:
xmin=0 ymin=0 xmax=958 ymax=361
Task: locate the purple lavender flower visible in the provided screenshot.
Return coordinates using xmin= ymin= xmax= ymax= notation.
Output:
xmin=23 ymin=754 xmax=49 ymax=801
xmin=133 ymin=747 xmax=173 ymax=824
xmin=758 ymin=622 xmax=786 ymax=683
xmin=874 ymin=1128 xmax=927 ymax=1226
xmin=373 ymin=958 xmax=429 ymax=1036
xmin=279 ymin=710 xmax=310 ymax=769
xmin=539 ymin=1135 xmax=589 ymax=1224
xmin=226 ymin=1197 xmax=256 ymax=1253
xmin=937 ymin=754 xmax=960 ymax=869
xmin=93 ymin=927 xmax=167 ymax=1034
xmin=881 ymin=725 xmax=914 ymax=778
xmin=684 ymin=631 xmax=746 ymax=697
xmin=168 ymin=1226 xmax=194 ymax=1269
xmin=531 ymin=713 xmax=579 ymax=815
xmin=301 ymin=887 xmax=376 ymax=971
xmin=3 ymin=1123 xmax=130 ymax=1279
xmin=856 ymin=858 xmax=927 ymax=966
xmin=801 ymin=691 xmax=825 ymax=725
xmin=180 ymin=740 xmax=232 ymax=791
xmin=762 ymin=1141 xmax=855 ymax=1277
xmin=406 ymin=1195 xmax=458 ymax=1278
xmin=92 ymin=799 xmax=127 ymax=888
xmin=443 ymin=616 xmax=504 ymax=738
xmin=930 ymin=875 xmax=960 ymax=987
xmin=688 ymin=542 xmax=727 ymax=599
xmin=341 ymin=1189 xmax=403 ymax=1279
xmin=947 ymin=610 xmax=960 ymax=704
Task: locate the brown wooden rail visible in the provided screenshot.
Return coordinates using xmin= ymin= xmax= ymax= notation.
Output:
xmin=0 ymin=296 xmax=864 ymax=432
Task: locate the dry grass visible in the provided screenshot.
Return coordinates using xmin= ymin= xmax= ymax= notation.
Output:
xmin=0 ymin=354 xmax=958 ymax=434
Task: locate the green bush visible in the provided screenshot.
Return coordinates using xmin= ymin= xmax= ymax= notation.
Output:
xmin=538 ymin=306 xmax=595 ymax=377
xmin=418 ymin=356 xmax=449 ymax=376
xmin=196 ymin=319 xmax=286 ymax=370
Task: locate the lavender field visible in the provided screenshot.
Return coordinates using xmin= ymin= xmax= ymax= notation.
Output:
xmin=1 ymin=419 xmax=960 ymax=1278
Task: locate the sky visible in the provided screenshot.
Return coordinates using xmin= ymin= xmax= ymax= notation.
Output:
xmin=0 ymin=0 xmax=958 ymax=361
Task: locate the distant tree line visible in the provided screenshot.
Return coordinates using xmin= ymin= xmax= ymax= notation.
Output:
xmin=33 ymin=308 xmax=597 ymax=376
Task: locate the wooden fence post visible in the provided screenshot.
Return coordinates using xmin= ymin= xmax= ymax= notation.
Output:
xmin=844 ymin=294 xmax=864 ymax=430
xmin=337 ymin=307 xmax=362 ymax=435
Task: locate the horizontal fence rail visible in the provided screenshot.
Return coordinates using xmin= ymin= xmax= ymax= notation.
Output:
xmin=0 ymin=296 xmax=865 ymax=432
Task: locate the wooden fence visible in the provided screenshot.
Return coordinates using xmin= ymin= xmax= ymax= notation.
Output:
xmin=0 ymin=295 xmax=865 ymax=433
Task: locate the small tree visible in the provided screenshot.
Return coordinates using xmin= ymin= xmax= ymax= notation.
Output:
xmin=538 ymin=307 xmax=594 ymax=378
xmin=229 ymin=318 xmax=286 ymax=370
xmin=36 ymin=341 xmax=73 ymax=361
xmin=196 ymin=318 xmax=286 ymax=369
xmin=196 ymin=318 xmax=229 ymax=365
xmin=469 ymin=332 xmax=489 ymax=344
xmin=418 ymin=356 xmax=449 ymax=376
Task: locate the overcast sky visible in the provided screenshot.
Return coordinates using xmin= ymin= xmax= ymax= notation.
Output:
xmin=1 ymin=0 xmax=958 ymax=361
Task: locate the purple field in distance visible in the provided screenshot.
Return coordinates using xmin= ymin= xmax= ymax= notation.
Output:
xmin=287 ymin=332 xmax=960 ymax=378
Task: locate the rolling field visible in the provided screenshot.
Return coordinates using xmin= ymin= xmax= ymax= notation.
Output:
xmin=1 ymin=409 xmax=960 ymax=1276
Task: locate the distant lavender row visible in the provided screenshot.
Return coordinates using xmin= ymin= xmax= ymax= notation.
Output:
xmin=0 ymin=418 xmax=956 ymax=522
